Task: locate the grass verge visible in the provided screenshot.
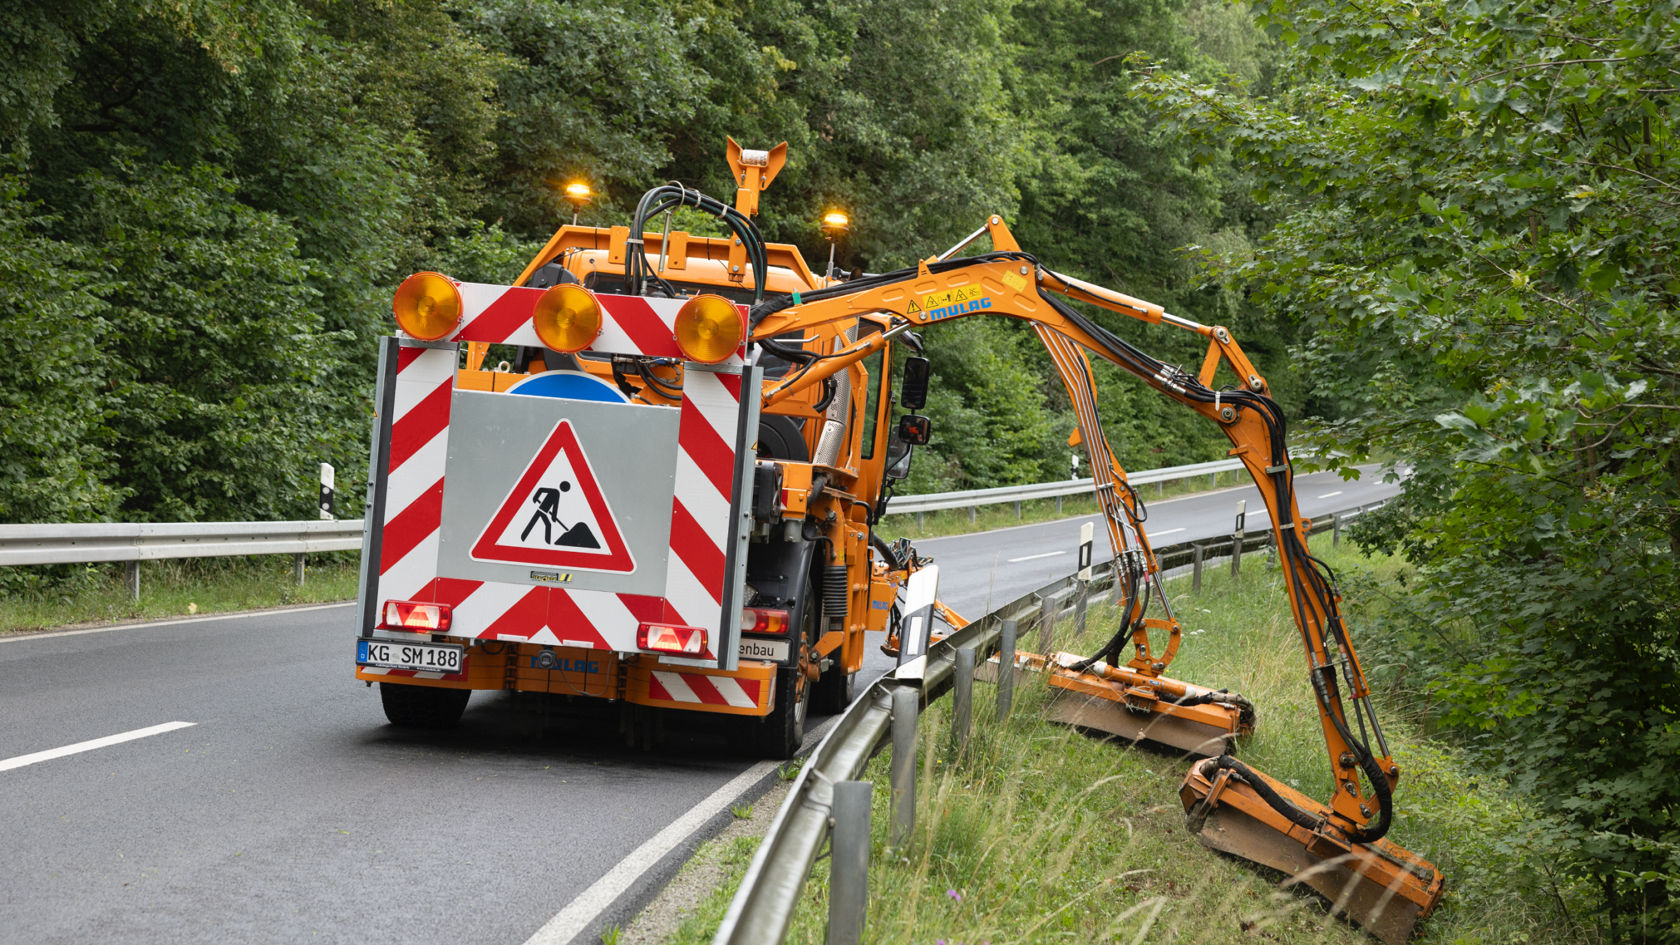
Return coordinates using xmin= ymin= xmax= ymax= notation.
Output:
xmin=0 ymin=553 xmax=362 ymax=634
xmin=654 ymin=544 xmax=1598 ymax=945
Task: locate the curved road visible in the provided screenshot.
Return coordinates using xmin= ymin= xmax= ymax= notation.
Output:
xmin=0 ymin=465 xmax=1401 ymax=945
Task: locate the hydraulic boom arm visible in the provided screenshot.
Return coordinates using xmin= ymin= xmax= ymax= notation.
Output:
xmin=746 ymin=218 xmax=1442 ymax=942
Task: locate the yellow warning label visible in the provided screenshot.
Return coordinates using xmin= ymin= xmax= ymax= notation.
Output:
xmin=1002 ymin=271 xmax=1027 ymax=293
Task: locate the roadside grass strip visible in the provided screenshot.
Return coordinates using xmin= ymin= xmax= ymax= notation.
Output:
xmin=655 ymin=545 xmax=1597 ymax=945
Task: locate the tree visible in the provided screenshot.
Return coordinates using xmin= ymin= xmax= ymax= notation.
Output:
xmin=1136 ymin=0 xmax=1680 ymax=937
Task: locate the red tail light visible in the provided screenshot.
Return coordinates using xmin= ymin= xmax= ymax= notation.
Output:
xmin=741 ymin=607 xmax=789 ymax=635
xmin=381 ymin=600 xmax=453 ymax=633
xmin=638 ymin=622 xmax=708 ymax=656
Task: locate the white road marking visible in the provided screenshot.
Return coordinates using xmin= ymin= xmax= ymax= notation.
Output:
xmin=1006 ymin=551 xmax=1065 ymax=563
xmin=0 ymin=601 xmax=354 ymax=644
xmin=1317 ymin=490 xmax=1344 ymax=499
xmin=0 ymin=721 xmax=196 ymax=773
xmin=1151 ymin=528 xmax=1186 ymax=537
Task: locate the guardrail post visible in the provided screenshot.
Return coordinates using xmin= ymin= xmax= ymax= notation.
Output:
xmin=917 ymin=510 xmax=925 ymax=530
xmin=1056 ymin=495 xmax=1063 ymax=514
xmin=953 ymin=647 xmax=974 ymax=755
xmin=1037 ymin=592 xmax=1057 ymax=653
xmin=890 ymin=688 xmax=919 ymax=847
xmin=1013 ymin=499 xmax=1021 ymax=519
xmin=827 ymin=780 xmax=872 ymax=945
xmin=126 ymin=561 xmax=140 ymax=602
xmin=1192 ymin=544 xmax=1205 ymax=592
xmin=1073 ymin=580 xmax=1088 ymax=637
xmin=1230 ymin=533 xmax=1243 ymax=577
xmin=293 ymin=553 xmax=306 ymax=586
xmin=998 ymin=618 xmax=1016 ymax=720
xmin=1333 ymin=512 xmax=1343 ymax=546
xmin=969 ymin=506 xmax=976 ymax=525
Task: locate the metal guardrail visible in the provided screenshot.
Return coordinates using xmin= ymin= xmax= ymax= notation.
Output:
xmin=712 ymin=498 xmax=1389 ymax=944
xmin=0 ymin=458 xmax=1247 ymax=570
xmin=0 ymin=520 xmax=363 ymax=567
xmin=885 ymin=458 xmax=1242 ymax=516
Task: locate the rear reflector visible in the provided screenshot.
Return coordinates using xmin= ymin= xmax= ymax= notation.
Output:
xmin=638 ymin=622 xmax=708 ymax=656
xmin=381 ymin=600 xmax=452 ymax=633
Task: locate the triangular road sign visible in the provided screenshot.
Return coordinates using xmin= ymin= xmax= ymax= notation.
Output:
xmin=470 ymin=419 xmax=637 ymax=572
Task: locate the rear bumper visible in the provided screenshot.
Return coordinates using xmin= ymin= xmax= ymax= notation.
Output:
xmin=355 ymin=639 xmax=777 ymax=717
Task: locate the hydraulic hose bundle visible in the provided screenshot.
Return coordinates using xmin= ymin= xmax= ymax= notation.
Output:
xmin=627 ymin=183 xmax=770 ymax=302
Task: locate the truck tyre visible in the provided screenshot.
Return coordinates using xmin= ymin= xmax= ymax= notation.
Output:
xmin=379 ymin=682 xmax=470 ymax=729
xmin=750 ymin=576 xmax=817 ymax=758
xmin=813 ymin=659 xmax=855 ymax=715
xmin=752 ymin=664 xmax=810 ymax=759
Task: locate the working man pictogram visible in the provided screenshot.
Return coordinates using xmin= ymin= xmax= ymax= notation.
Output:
xmin=519 ymin=480 xmax=601 ymax=549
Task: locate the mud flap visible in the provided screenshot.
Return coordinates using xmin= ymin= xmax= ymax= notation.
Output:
xmin=1179 ymin=757 xmax=1445 ymax=945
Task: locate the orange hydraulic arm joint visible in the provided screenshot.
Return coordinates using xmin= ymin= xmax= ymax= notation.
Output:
xmin=747 ymin=225 xmax=1442 ymax=943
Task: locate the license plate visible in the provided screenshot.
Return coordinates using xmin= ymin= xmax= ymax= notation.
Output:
xmin=358 ymin=639 xmax=464 ymax=674
xmin=738 ymin=636 xmax=790 ymax=662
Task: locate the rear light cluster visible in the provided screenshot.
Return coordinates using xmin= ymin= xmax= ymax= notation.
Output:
xmin=381 ymin=600 xmax=452 ymax=633
xmin=741 ymin=607 xmax=789 ymax=635
xmin=638 ymin=622 xmax=708 ymax=656
xmin=391 ymin=275 xmax=746 ymax=363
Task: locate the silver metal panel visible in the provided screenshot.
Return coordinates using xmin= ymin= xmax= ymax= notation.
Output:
xmin=436 ymin=390 xmax=679 ymax=595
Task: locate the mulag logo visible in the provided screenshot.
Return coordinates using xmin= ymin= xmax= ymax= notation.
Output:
xmin=470 ymin=420 xmax=637 ymax=572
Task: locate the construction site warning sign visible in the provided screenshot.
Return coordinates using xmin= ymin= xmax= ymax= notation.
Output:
xmin=470 ymin=419 xmax=636 ymax=572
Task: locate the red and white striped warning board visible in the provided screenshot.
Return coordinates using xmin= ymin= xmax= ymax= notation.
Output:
xmin=364 ymin=284 xmax=755 ymax=668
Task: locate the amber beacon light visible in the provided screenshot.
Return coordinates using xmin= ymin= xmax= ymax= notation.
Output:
xmin=533 ymin=283 xmax=603 ymax=353
xmin=392 ymin=272 xmax=463 ymax=341
xmin=674 ymin=294 xmax=745 ymax=363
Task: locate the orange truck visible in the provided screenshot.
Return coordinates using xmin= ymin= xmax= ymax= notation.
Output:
xmin=355 ymin=140 xmax=920 ymax=757
xmin=355 ymin=138 xmax=1440 ymax=941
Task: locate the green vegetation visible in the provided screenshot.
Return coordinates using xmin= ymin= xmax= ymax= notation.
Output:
xmin=658 ymin=545 xmax=1593 ymax=944
xmin=3 ymin=0 xmax=1675 ymax=936
xmin=1134 ymin=0 xmax=1680 ymax=935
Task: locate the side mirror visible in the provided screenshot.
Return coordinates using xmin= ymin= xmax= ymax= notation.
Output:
xmin=897 ymin=414 xmax=932 ymax=446
xmin=900 ymin=356 xmax=931 ymax=411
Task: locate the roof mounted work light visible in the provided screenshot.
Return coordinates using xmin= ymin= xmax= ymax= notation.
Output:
xmin=533 ymin=283 xmax=603 ymax=353
xmin=392 ymin=272 xmax=463 ymax=341
xmin=673 ymin=294 xmax=745 ymax=364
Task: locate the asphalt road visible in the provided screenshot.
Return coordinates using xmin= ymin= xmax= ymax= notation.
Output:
xmin=905 ymin=464 xmax=1404 ymax=620
xmin=0 ymin=465 xmax=1401 ymax=945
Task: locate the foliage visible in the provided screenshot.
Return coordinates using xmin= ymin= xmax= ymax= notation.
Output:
xmin=1134 ymin=0 xmax=1680 ymax=937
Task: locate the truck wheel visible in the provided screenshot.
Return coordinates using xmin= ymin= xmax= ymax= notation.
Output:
xmin=379 ymin=682 xmax=470 ymax=729
xmin=813 ymin=660 xmax=855 ymax=715
xmin=752 ymin=664 xmax=809 ymax=759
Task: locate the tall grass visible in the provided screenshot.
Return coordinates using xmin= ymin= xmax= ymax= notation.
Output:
xmin=659 ymin=545 xmax=1596 ymax=945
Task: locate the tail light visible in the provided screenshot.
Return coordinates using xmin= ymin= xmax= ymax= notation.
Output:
xmin=742 ymin=607 xmax=789 ymax=635
xmin=381 ymin=600 xmax=453 ymax=633
xmin=638 ymin=622 xmax=708 ymax=656
xmin=673 ymin=294 xmax=745 ymax=363
xmin=532 ymin=283 xmax=603 ymax=353
xmin=392 ymin=272 xmax=463 ymax=341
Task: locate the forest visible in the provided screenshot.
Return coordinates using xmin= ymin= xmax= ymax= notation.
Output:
xmin=1 ymin=0 xmax=1676 ymax=940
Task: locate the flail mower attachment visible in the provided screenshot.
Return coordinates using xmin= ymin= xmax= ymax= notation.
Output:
xmin=1180 ymin=755 xmax=1444 ymax=944
xmin=1008 ymin=651 xmax=1254 ymax=757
